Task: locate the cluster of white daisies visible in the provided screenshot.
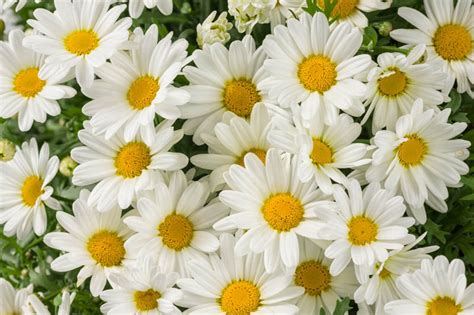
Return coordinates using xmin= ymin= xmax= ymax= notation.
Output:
xmin=0 ymin=0 xmax=473 ymax=314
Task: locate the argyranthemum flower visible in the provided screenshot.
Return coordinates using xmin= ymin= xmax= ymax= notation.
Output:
xmin=180 ymin=35 xmax=272 ymax=145
xmin=260 ymin=12 xmax=372 ymax=125
xmin=0 ymin=279 xmax=51 ymax=314
xmin=0 ymin=30 xmax=76 ymax=131
xmin=316 ymin=180 xmax=415 ymax=276
xmin=362 ymin=44 xmax=448 ymax=132
xmin=227 ymin=0 xmax=273 ymax=33
xmin=385 ymin=256 xmax=474 ymax=315
xmin=196 ymin=11 xmax=232 ymax=48
xmin=213 ymin=149 xmax=334 ymax=272
xmin=292 ymin=239 xmax=358 ymax=314
xmin=44 ymin=189 xmax=134 ymax=297
xmin=100 ymin=258 xmax=182 ymax=315
xmin=177 ymin=233 xmax=304 ymax=314
xmin=267 ymin=0 xmax=305 ymax=30
xmin=71 ymin=120 xmax=188 ymax=212
xmin=128 ymin=0 xmax=173 ymax=19
xmin=23 ymin=0 xmax=132 ymax=88
xmin=269 ymin=106 xmax=371 ymax=195
xmin=124 ymin=171 xmax=229 ymax=277
xmin=191 ymin=103 xmax=274 ymax=191
xmin=82 ymin=25 xmax=190 ymax=141
xmin=0 ymin=0 xmax=26 ymax=12
xmin=0 ymin=7 xmax=22 ymax=36
xmin=390 ymin=0 xmax=474 ymax=96
xmin=0 ymin=138 xmax=60 ymax=240
xmin=366 ymin=99 xmax=470 ymax=224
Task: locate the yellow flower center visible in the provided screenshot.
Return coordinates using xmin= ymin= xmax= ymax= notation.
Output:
xmin=426 ymin=297 xmax=461 ymax=315
xmin=86 ymin=230 xmax=126 ymax=267
xmin=134 ymin=289 xmax=161 ymax=312
xmin=294 ymin=260 xmax=331 ymax=296
xmin=158 ymin=214 xmax=194 ymax=251
xmin=114 ymin=142 xmax=151 ymax=178
xmin=378 ymin=68 xmax=408 ymax=96
xmin=127 ymin=75 xmax=160 ymax=110
xmin=311 ymin=139 xmax=333 ymax=165
xmin=347 ymin=216 xmax=378 ymax=246
xmin=433 ymin=24 xmax=472 ymax=61
xmin=397 ymin=135 xmax=427 ymax=167
xmin=236 ymin=148 xmax=267 ymax=166
xmin=219 ymin=280 xmax=260 ymax=315
xmin=223 ymin=79 xmax=261 ymax=117
xmin=298 ymin=55 xmax=337 ymax=93
xmin=21 ymin=175 xmax=43 ymax=207
xmin=262 ymin=193 xmax=304 ymax=232
xmin=64 ymin=29 xmax=99 ymax=56
xmin=319 ymin=0 xmax=359 ymax=18
xmin=13 ymin=67 xmax=46 ymax=98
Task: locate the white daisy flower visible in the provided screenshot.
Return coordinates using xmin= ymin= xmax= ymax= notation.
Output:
xmin=366 ymin=99 xmax=470 ymax=224
xmin=128 ymin=0 xmax=173 ymax=19
xmin=100 ymin=258 xmax=182 ymax=315
xmin=269 ymin=105 xmax=371 ymax=195
xmin=316 ymin=180 xmax=415 ymax=276
xmin=180 ymin=35 xmax=272 ymax=145
xmin=0 ymin=138 xmax=60 ymax=240
xmin=0 ymin=279 xmax=33 ymax=314
xmin=362 ymin=44 xmax=448 ymax=132
xmin=71 ymin=120 xmax=188 ymax=212
xmin=124 ymin=171 xmax=229 ymax=277
xmin=196 ymin=11 xmax=233 ymax=48
xmin=0 ymin=7 xmax=22 ymax=36
xmin=0 ymin=0 xmax=26 ymax=12
xmin=44 ymin=189 xmax=134 ymax=297
xmin=177 ymin=233 xmax=304 ymax=314
xmin=260 ymin=12 xmax=373 ymax=125
xmin=0 ymin=30 xmax=76 ymax=131
xmin=390 ymin=0 xmax=474 ymax=96
xmin=227 ymin=0 xmax=273 ymax=33
xmin=82 ymin=25 xmax=190 ymax=142
xmin=213 ymin=149 xmax=334 ymax=272
xmin=191 ymin=103 xmax=274 ymax=191
xmin=292 ymin=239 xmax=358 ymax=315
xmin=385 ymin=256 xmax=474 ymax=315
xmin=267 ymin=0 xmax=306 ymax=30
xmin=23 ymin=0 xmax=132 ymax=88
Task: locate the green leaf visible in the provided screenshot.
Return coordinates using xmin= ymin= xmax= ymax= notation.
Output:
xmin=446 ymin=90 xmax=462 ymax=113
xmin=363 ymin=26 xmax=378 ymax=49
xmin=460 ymin=193 xmax=474 ymax=201
xmin=424 ymin=219 xmax=449 ymax=244
xmin=333 ymin=297 xmax=352 ymax=315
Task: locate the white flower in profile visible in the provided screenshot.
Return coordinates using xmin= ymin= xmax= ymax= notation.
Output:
xmin=0 ymin=0 xmax=26 ymax=12
xmin=227 ymin=0 xmax=273 ymax=33
xmin=0 ymin=7 xmax=21 ymax=36
xmin=267 ymin=0 xmax=306 ymax=30
xmin=196 ymin=11 xmax=232 ymax=48
xmin=128 ymin=0 xmax=173 ymax=18
xmin=0 ymin=279 xmax=49 ymax=315
xmin=58 ymin=291 xmax=76 ymax=315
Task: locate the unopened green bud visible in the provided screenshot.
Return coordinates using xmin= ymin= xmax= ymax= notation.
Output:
xmin=376 ymin=21 xmax=393 ymax=37
xmin=0 ymin=139 xmax=16 ymax=161
xmin=180 ymin=2 xmax=192 ymax=14
xmin=59 ymin=156 xmax=77 ymax=177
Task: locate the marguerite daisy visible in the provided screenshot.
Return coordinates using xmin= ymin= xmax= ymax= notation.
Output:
xmin=128 ymin=0 xmax=173 ymax=18
xmin=260 ymin=12 xmax=372 ymax=125
xmin=0 ymin=279 xmax=50 ymax=315
xmin=390 ymin=0 xmax=474 ymax=96
xmin=177 ymin=233 xmax=304 ymax=314
xmin=24 ymin=0 xmax=132 ymax=88
xmin=82 ymin=25 xmax=190 ymax=142
xmin=0 ymin=30 xmax=76 ymax=131
xmin=0 ymin=0 xmax=26 ymax=12
xmin=71 ymin=120 xmax=188 ymax=212
xmin=44 ymin=189 xmax=134 ymax=297
xmin=0 ymin=138 xmax=60 ymax=240
xmin=267 ymin=0 xmax=305 ymax=30
xmin=366 ymin=99 xmax=470 ymax=224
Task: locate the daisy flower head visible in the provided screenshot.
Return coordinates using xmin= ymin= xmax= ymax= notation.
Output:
xmin=0 ymin=138 xmax=60 ymax=240
xmin=0 ymin=279 xmax=51 ymax=315
xmin=0 ymin=30 xmax=76 ymax=131
xmin=44 ymin=189 xmax=134 ymax=297
xmin=0 ymin=7 xmax=22 ymax=36
xmin=227 ymin=0 xmax=273 ymax=33
xmin=385 ymin=255 xmax=474 ymax=315
xmin=177 ymin=233 xmax=304 ymax=314
xmin=0 ymin=0 xmax=26 ymax=12
xmin=366 ymin=99 xmax=470 ymax=224
xmin=23 ymin=0 xmax=132 ymax=88
xmin=82 ymin=24 xmax=190 ymax=142
xmin=260 ymin=12 xmax=373 ymax=125
xmin=124 ymin=170 xmax=229 ymax=277
xmin=196 ymin=11 xmax=233 ymax=48
xmin=129 ymin=0 xmax=173 ymax=19
xmin=267 ymin=0 xmax=306 ymax=30
xmin=71 ymin=120 xmax=188 ymax=212
xmin=390 ymin=0 xmax=474 ymax=96
xmin=362 ymin=44 xmax=448 ymax=132
xmin=180 ymin=35 xmax=271 ymax=145
xmin=213 ymin=148 xmax=335 ymax=272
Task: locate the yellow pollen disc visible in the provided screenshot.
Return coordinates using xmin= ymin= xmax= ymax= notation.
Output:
xmin=21 ymin=175 xmax=43 ymax=207
xmin=86 ymin=230 xmax=125 ymax=267
xmin=294 ymin=260 xmax=331 ymax=296
xmin=378 ymin=68 xmax=408 ymax=96
xmin=262 ymin=193 xmax=304 ymax=232
xmin=396 ymin=135 xmax=427 ymax=167
xmin=426 ymin=297 xmax=461 ymax=315
xmin=158 ymin=214 xmax=194 ymax=251
xmin=347 ymin=216 xmax=378 ymax=246
xmin=236 ymin=148 xmax=267 ymax=166
xmin=223 ymin=79 xmax=261 ymax=117
xmin=134 ymin=289 xmax=161 ymax=312
xmin=64 ymin=29 xmax=99 ymax=56
xmin=13 ymin=67 xmax=46 ymax=98
xmin=379 ymin=267 xmax=391 ymax=279
xmin=127 ymin=75 xmax=160 ymax=110
xmin=114 ymin=142 xmax=151 ymax=178
xmin=311 ymin=139 xmax=333 ymax=165
xmin=219 ymin=280 xmax=260 ymax=315
xmin=433 ymin=24 xmax=472 ymax=61
xmin=298 ymin=55 xmax=337 ymax=93
xmin=319 ymin=0 xmax=359 ymax=18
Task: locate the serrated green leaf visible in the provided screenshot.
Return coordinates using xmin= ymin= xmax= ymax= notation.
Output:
xmin=333 ymin=297 xmax=352 ymax=315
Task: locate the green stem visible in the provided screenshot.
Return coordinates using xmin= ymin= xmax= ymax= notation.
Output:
xmin=52 ymin=194 xmax=75 ymax=203
xmin=360 ymin=45 xmax=409 ymax=54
